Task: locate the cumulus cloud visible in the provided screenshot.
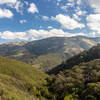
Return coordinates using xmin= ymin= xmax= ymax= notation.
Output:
xmin=87 ymin=0 xmax=100 ymax=35
xmin=61 ymin=0 xmax=74 ymax=11
xmin=56 ymin=0 xmax=62 ymax=6
xmin=53 ymin=14 xmax=85 ymax=30
xmin=73 ymin=14 xmax=81 ymax=21
xmin=42 ymin=16 xmax=49 ymax=21
xmin=57 ymin=0 xmax=62 ymax=2
xmin=87 ymin=14 xmax=100 ymax=34
xmin=0 ymin=29 xmax=86 ymax=41
xmin=0 ymin=0 xmax=23 ymax=14
xmin=19 ymin=19 xmax=27 ymax=24
xmin=0 ymin=31 xmax=28 ymax=40
xmin=28 ymin=29 xmax=68 ymax=39
xmin=0 ymin=0 xmax=17 ymax=4
xmin=61 ymin=0 xmax=87 ymax=22
xmin=27 ymin=29 xmax=86 ymax=40
xmin=48 ymin=26 xmax=53 ymax=29
xmin=61 ymin=0 xmax=82 ymax=11
xmin=61 ymin=5 xmax=67 ymax=11
xmin=76 ymin=10 xmax=87 ymax=16
xmin=14 ymin=1 xmax=23 ymax=14
xmin=88 ymin=0 xmax=100 ymax=13
xmin=28 ymin=3 xmax=39 ymax=14
xmin=77 ymin=0 xmax=81 ymax=5
xmin=0 ymin=8 xmax=13 ymax=18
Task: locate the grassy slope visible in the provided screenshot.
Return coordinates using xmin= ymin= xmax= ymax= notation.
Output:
xmin=0 ymin=56 xmax=48 ymax=100
xmin=32 ymin=53 xmax=63 ymax=71
xmin=49 ymin=44 xmax=100 ymax=74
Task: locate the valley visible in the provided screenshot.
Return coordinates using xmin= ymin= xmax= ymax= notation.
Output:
xmin=0 ymin=36 xmax=100 ymax=72
xmin=0 ymin=36 xmax=100 ymax=100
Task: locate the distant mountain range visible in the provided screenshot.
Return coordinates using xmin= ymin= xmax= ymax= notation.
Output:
xmin=0 ymin=36 xmax=100 ymax=71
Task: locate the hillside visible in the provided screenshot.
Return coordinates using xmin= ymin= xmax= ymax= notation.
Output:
xmin=0 ymin=56 xmax=48 ymax=100
xmin=0 ymin=36 xmax=100 ymax=72
xmin=46 ymin=59 xmax=100 ymax=100
xmin=49 ymin=44 xmax=100 ymax=74
xmin=44 ymin=44 xmax=100 ymax=100
xmin=0 ymin=40 xmax=100 ymax=100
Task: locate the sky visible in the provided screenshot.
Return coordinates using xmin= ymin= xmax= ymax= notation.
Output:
xmin=0 ymin=0 xmax=100 ymax=43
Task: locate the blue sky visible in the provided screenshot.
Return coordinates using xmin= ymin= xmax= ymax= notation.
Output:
xmin=0 ymin=0 xmax=100 ymax=43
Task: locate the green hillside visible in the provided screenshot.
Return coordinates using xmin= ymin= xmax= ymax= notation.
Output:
xmin=0 ymin=40 xmax=100 ymax=100
xmin=46 ymin=59 xmax=100 ymax=100
xmin=0 ymin=36 xmax=100 ymax=72
xmin=32 ymin=53 xmax=63 ymax=71
xmin=49 ymin=44 xmax=100 ymax=74
xmin=43 ymin=44 xmax=100 ymax=100
xmin=0 ymin=56 xmax=48 ymax=100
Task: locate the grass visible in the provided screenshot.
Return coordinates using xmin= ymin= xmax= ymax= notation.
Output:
xmin=0 ymin=56 xmax=48 ymax=100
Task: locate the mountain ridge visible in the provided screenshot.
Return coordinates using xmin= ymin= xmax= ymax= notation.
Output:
xmin=0 ymin=36 xmax=100 ymax=72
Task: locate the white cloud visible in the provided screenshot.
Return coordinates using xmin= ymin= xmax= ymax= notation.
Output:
xmin=54 ymin=14 xmax=85 ymax=30
xmin=61 ymin=1 xmax=74 ymax=11
xmin=0 ymin=0 xmax=17 ymax=4
xmin=73 ymin=14 xmax=81 ymax=21
xmin=28 ymin=29 xmax=86 ymax=40
xmin=56 ymin=0 xmax=62 ymax=6
xmin=61 ymin=5 xmax=68 ymax=11
xmin=68 ymin=0 xmax=74 ymax=4
xmin=0 ymin=31 xmax=16 ymax=39
xmin=24 ymin=1 xmax=28 ymax=5
xmin=28 ymin=3 xmax=39 ymax=14
xmin=14 ymin=1 xmax=23 ymax=14
xmin=48 ymin=26 xmax=53 ymax=29
xmin=0 ymin=0 xmax=23 ymax=14
xmin=19 ymin=19 xmax=27 ymax=24
xmin=0 ymin=29 xmax=86 ymax=41
xmin=76 ymin=10 xmax=87 ymax=16
xmin=0 ymin=8 xmax=13 ymax=18
xmin=15 ymin=32 xmax=28 ymax=40
xmin=42 ymin=16 xmax=49 ymax=21
xmin=0 ymin=31 xmax=28 ymax=40
xmin=91 ymin=32 xmax=97 ymax=37
xmin=57 ymin=0 xmax=62 ymax=2
xmin=57 ymin=2 xmax=60 ymax=6
xmin=88 ymin=0 xmax=100 ymax=13
xmin=75 ymin=6 xmax=87 ymax=16
xmin=87 ymin=14 xmax=100 ymax=34
xmin=50 ymin=16 xmax=56 ymax=21
xmin=77 ymin=0 xmax=81 ymax=5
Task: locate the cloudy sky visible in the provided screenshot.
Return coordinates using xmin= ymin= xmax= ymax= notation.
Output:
xmin=0 ymin=0 xmax=100 ymax=43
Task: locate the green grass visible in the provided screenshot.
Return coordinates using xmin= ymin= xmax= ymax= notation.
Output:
xmin=0 ymin=56 xmax=48 ymax=100
xmin=32 ymin=53 xmax=63 ymax=72
xmin=0 ymin=74 xmax=38 ymax=100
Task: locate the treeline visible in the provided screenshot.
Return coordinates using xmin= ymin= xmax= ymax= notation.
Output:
xmin=38 ymin=44 xmax=100 ymax=100
xmin=40 ymin=59 xmax=100 ymax=100
xmin=49 ymin=44 xmax=100 ymax=74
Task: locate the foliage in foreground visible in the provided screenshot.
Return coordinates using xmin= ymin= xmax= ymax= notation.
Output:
xmin=43 ymin=59 xmax=100 ymax=100
xmin=0 ymin=44 xmax=100 ymax=100
xmin=0 ymin=56 xmax=48 ymax=100
xmin=41 ymin=44 xmax=100 ymax=100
